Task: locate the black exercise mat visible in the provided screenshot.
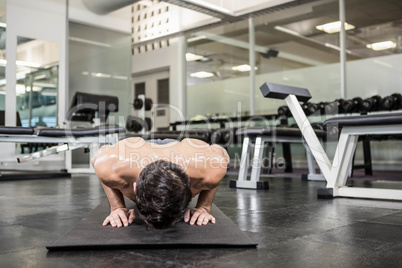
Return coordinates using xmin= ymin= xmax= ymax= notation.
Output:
xmin=47 ymin=199 xmax=257 ymax=250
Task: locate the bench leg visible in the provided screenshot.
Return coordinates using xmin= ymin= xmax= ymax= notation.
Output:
xmin=303 ymin=143 xmax=325 ymax=181
xmin=282 ymin=143 xmax=293 ymax=172
xmin=230 ymin=136 xmax=269 ymax=189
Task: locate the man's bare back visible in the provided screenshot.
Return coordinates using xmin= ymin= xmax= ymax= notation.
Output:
xmin=91 ymin=137 xmax=230 ymax=228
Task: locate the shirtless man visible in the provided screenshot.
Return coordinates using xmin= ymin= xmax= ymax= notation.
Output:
xmin=91 ymin=137 xmax=230 ymax=229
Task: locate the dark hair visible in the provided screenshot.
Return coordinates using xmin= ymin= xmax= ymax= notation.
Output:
xmin=135 ymin=160 xmax=192 ymax=229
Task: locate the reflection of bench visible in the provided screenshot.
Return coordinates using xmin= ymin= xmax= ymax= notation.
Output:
xmin=67 ymin=92 xmax=119 ymax=123
xmin=260 ymin=82 xmax=402 ymax=201
xmin=0 ymin=92 xmax=124 ymax=179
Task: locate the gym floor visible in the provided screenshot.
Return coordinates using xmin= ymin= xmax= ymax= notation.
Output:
xmin=1 ymin=173 xmax=402 ymax=267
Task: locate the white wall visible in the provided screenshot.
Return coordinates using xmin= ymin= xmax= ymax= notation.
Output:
xmin=132 ymin=36 xmax=187 ymax=123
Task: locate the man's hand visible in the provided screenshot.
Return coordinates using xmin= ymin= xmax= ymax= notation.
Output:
xmin=103 ymin=208 xmax=135 ymax=227
xmin=184 ymin=207 xmax=216 ymax=226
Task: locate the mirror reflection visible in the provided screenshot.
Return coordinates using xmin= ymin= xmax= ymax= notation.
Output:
xmin=15 ymin=37 xmax=59 ymax=127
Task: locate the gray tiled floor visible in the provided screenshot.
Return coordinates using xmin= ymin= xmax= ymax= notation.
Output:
xmin=1 ymin=173 xmax=402 ymax=267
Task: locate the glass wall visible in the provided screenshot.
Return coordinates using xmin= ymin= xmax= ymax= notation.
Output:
xmin=185 ymin=0 xmax=402 ymax=167
xmin=68 ymin=22 xmax=132 ymax=126
xmin=186 ymin=0 xmax=402 ymax=119
xmin=16 ymin=39 xmax=59 ymax=127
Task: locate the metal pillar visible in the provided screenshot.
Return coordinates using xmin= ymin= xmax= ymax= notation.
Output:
xmin=249 ymin=15 xmax=256 ymax=116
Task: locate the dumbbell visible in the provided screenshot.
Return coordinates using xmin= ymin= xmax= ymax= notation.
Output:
xmin=361 ymin=95 xmax=382 ymax=113
xmin=341 ymin=97 xmax=363 ymax=113
xmin=125 ymin=115 xmax=152 ymax=132
xmin=307 ymin=103 xmax=319 ymax=115
xmin=133 ymin=98 xmax=153 ymax=111
xmin=318 ymin=102 xmax=329 ymax=114
xmin=211 ymin=130 xmax=222 ymax=144
xmin=194 ymin=131 xmax=211 ymax=142
xmin=326 ymin=124 xmax=340 ymax=140
xmin=380 ymin=93 xmax=402 ymax=110
xmin=325 ymin=99 xmax=345 ymax=114
xmin=222 ymin=130 xmax=233 ymax=144
xmin=310 ymin=122 xmax=324 ymax=131
xmin=277 ymin=106 xmax=291 ymax=117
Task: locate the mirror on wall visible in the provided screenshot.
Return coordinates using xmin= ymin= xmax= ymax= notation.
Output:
xmin=15 ymin=37 xmax=59 ymax=127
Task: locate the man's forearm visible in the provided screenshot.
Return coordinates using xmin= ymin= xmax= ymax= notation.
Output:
xmin=195 ymin=186 xmax=218 ymax=213
xmin=101 ymin=183 xmax=126 ymax=211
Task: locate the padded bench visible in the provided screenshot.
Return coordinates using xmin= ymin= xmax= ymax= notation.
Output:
xmin=0 ymin=125 xmax=125 ymax=166
xmin=260 ymin=82 xmax=402 ymax=201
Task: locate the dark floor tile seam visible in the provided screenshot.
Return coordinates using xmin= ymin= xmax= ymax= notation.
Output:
xmin=304 ymin=221 xmax=402 ymax=245
xmin=290 ymin=224 xmax=392 ymax=245
xmin=360 ymin=218 xmax=402 ymax=227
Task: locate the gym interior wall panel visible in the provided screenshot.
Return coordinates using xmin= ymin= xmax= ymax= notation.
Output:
xmin=187 ymin=61 xmax=343 ymax=118
xmin=68 ymin=22 xmax=132 ymax=128
xmin=187 ymin=53 xmax=402 ymax=118
xmin=131 ymin=37 xmax=186 ymax=123
xmin=346 ymin=54 xmax=402 ymax=99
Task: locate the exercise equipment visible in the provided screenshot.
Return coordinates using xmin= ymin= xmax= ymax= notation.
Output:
xmin=325 ymin=99 xmax=345 ymax=114
xmin=46 ymin=199 xmax=257 ymax=250
xmin=259 ymin=82 xmax=402 ymax=201
xmin=317 ymin=102 xmax=328 ymax=114
xmin=380 ymin=93 xmax=402 ymax=111
xmin=341 ymin=97 xmax=362 ymax=113
xmin=302 ymin=102 xmax=319 ymax=116
xmin=231 ymin=126 xmax=326 ymax=189
xmin=133 ymin=97 xmax=153 ymax=111
xmin=277 ymin=105 xmax=291 ymax=117
xmin=0 ymin=92 xmax=125 ymax=176
xmin=67 ymin=92 xmax=118 ymax=123
xmin=361 ymin=95 xmax=382 ymax=113
xmin=0 ymin=125 xmax=124 ymax=164
xmin=125 ymin=115 xmax=152 ymax=132
xmin=210 ymin=128 xmax=236 ymax=146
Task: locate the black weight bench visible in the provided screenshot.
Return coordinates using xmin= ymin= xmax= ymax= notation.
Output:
xmin=0 ymin=125 xmax=125 ymax=163
xmin=230 ymin=126 xmax=326 ymax=189
xmin=260 ymin=82 xmax=402 ymax=201
xmin=0 ymin=92 xmax=125 ymax=177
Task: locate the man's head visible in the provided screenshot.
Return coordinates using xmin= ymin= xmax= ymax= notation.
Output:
xmin=135 ymin=160 xmax=192 ymax=229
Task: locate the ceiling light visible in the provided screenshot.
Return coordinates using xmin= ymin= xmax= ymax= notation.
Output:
xmin=190 ymin=71 xmax=214 ymax=78
xmin=91 ymin=72 xmax=112 ymax=78
xmin=366 ymin=41 xmax=396 ymax=51
xmin=186 ymin=53 xmax=204 ymax=61
xmin=316 ymin=21 xmax=355 ymax=34
xmin=231 ymin=64 xmax=258 ymax=72
xmin=0 ymin=22 xmax=6 ymax=28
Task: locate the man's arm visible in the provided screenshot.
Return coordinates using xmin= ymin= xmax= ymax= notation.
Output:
xmin=92 ymin=145 xmax=135 ymax=227
xmin=184 ymin=186 xmax=218 ymax=225
xmin=184 ymin=144 xmax=230 ymax=225
xmin=100 ymin=182 xmax=135 ymax=227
